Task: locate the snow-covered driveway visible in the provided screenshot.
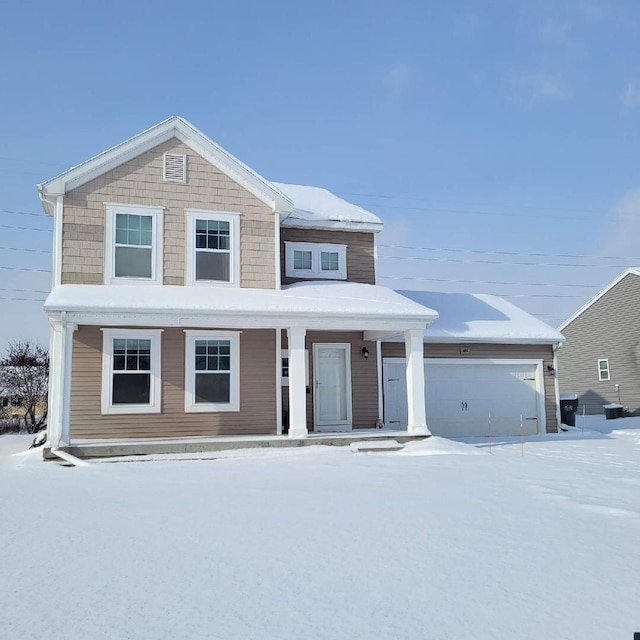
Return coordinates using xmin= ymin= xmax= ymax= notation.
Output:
xmin=1 ymin=417 xmax=638 ymax=640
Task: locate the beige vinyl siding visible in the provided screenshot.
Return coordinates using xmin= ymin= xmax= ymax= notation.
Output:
xmin=558 ymin=272 xmax=640 ymax=415
xmin=381 ymin=342 xmax=558 ymax=433
xmin=281 ymin=331 xmax=379 ymax=431
xmin=62 ymin=137 xmax=275 ymax=288
xmin=69 ymin=326 xmax=277 ymax=439
xmin=280 ymin=228 xmax=376 ymax=285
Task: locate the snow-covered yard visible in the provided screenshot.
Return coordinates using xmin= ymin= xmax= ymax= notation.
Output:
xmin=1 ymin=417 xmax=639 ymax=640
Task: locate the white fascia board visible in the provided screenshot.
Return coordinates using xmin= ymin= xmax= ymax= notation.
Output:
xmin=367 ymin=332 xmax=563 ymax=345
xmin=281 ymin=217 xmax=383 ymax=233
xmin=558 ymin=269 xmax=640 ymax=331
xmin=58 ymin=310 xmax=428 ymax=333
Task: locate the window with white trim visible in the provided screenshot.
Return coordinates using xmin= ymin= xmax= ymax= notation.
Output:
xmin=185 ymin=211 xmax=240 ymax=286
xmin=101 ymin=329 xmax=162 ymax=414
xmin=184 ymin=331 xmax=240 ymax=412
xmin=285 ymin=242 xmax=347 ymax=280
xmin=105 ymin=204 xmax=163 ymax=284
xmin=598 ymin=359 xmax=610 ymax=381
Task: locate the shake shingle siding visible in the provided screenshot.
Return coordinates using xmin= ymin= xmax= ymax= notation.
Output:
xmin=61 ymin=137 xmax=276 ymax=289
xmin=558 ymin=272 xmax=640 ymax=415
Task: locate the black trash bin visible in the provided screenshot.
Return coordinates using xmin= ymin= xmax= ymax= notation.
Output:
xmin=560 ymin=394 xmax=579 ymax=427
xmin=603 ymin=403 xmax=623 ymax=420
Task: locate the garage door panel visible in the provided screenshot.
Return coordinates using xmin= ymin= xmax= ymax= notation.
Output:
xmin=383 ymin=359 xmax=541 ymax=437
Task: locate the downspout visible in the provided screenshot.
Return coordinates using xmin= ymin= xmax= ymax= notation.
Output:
xmin=553 ymin=343 xmax=562 ymax=432
xmin=274 ymin=209 xmax=281 ymax=290
xmin=376 ymin=340 xmax=384 ymax=427
xmin=49 ymin=447 xmax=91 ymax=467
xmin=54 ymin=195 xmax=64 ymax=286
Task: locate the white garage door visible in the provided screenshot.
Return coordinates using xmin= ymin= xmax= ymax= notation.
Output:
xmin=383 ymin=359 xmax=542 ymax=437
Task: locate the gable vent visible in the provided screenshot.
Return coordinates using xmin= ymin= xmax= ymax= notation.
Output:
xmin=163 ymin=153 xmax=186 ymax=183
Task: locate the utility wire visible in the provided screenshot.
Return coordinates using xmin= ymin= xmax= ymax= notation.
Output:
xmin=0 ymin=223 xmax=52 ymax=233
xmin=378 ymin=243 xmax=640 ymax=263
xmin=0 ymin=265 xmax=51 ymax=273
xmin=0 ymin=246 xmax=51 ymax=254
xmin=0 ymin=208 xmax=47 ymax=218
xmin=379 ymin=254 xmax=625 ymax=269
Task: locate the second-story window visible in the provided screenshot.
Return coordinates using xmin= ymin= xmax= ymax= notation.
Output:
xmin=105 ymin=204 xmax=164 ymax=285
xmin=285 ymin=242 xmax=347 ymax=280
xmin=186 ymin=210 xmax=240 ymax=286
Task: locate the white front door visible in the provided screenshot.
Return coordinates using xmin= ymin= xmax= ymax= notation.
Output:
xmin=313 ymin=344 xmax=352 ymax=432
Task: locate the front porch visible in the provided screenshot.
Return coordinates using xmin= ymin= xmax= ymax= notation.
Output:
xmin=43 ymin=429 xmax=428 ymax=460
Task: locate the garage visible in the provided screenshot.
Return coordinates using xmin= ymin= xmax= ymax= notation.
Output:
xmin=383 ymin=358 xmax=545 ymax=437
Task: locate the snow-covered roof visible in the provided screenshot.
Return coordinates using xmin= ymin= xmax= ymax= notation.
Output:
xmin=396 ymin=290 xmax=565 ymax=344
xmin=272 ymin=182 xmax=383 ymax=233
xmin=558 ymin=268 xmax=640 ymax=331
xmin=44 ymin=282 xmax=437 ymax=331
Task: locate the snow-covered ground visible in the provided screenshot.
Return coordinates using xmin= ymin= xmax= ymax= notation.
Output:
xmin=1 ymin=416 xmax=639 ymax=640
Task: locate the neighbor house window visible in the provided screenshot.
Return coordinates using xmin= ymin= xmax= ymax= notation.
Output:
xmin=598 ymin=359 xmax=610 ymax=381
xmin=101 ymin=329 xmax=162 ymax=414
xmin=285 ymin=242 xmax=347 ymax=280
xmin=105 ymin=204 xmax=163 ymax=284
xmin=184 ymin=331 xmax=240 ymax=412
xmin=185 ymin=211 xmax=240 ymax=286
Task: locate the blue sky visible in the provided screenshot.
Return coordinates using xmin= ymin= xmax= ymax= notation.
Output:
xmin=1 ymin=0 xmax=640 ymax=345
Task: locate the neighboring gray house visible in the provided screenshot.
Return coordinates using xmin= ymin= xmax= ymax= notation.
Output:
xmin=558 ymin=268 xmax=640 ymax=414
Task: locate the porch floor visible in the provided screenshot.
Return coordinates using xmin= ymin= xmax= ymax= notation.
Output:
xmin=43 ymin=430 xmax=428 ymax=460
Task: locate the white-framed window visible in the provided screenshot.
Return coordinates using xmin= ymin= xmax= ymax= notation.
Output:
xmin=281 ymin=348 xmax=309 ymax=386
xmin=101 ymin=329 xmax=162 ymax=414
xmin=104 ymin=204 xmax=164 ymax=285
xmin=285 ymin=242 xmax=347 ymax=280
xmin=184 ymin=331 xmax=240 ymax=412
xmin=185 ymin=211 xmax=240 ymax=286
xmin=598 ymin=359 xmax=610 ymax=381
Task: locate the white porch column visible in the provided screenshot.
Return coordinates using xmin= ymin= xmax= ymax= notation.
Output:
xmin=47 ymin=316 xmax=74 ymax=447
xmin=287 ymin=326 xmax=308 ymax=438
xmin=404 ymin=328 xmax=429 ymax=435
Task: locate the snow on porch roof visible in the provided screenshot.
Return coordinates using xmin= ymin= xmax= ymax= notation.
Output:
xmin=44 ymin=282 xmax=437 ymax=328
xmin=396 ymin=290 xmax=565 ymax=344
xmin=271 ymin=182 xmax=383 ymax=232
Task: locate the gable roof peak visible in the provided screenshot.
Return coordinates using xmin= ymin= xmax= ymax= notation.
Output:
xmin=37 ymin=116 xmax=293 ymax=215
xmin=558 ymin=267 xmax=640 ymax=331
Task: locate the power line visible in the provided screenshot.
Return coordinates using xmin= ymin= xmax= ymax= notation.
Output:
xmin=0 ymin=223 xmax=52 ymax=233
xmin=0 ymin=287 xmax=50 ymax=294
xmin=378 ymin=243 xmax=640 ymax=263
xmin=0 ymin=209 xmax=47 ymax=218
xmin=0 ymin=266 xmax=51 ymax=273
xmin=0 ymin=246 xmax=51 ymax=254
xmin=336 ymin=190 xmax=619 ymax=217
xmin=379 ymin=254 xmax=623 ymax=269
xmin=379 ymin=274 xmax=589 ymax=296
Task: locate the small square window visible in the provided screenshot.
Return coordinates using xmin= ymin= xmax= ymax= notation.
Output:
xmin=293 ymin=250 xmax=313 ymax=270
xmin=321 ymin=251 xmax=339 ymax=271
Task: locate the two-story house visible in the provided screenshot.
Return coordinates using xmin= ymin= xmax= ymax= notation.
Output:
xmin=38 ymin=116 xmax=438 ymax=453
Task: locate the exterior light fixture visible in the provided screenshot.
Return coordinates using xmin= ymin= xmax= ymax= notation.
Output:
xmin=361 ymin=347 xmax=370 ymax=360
